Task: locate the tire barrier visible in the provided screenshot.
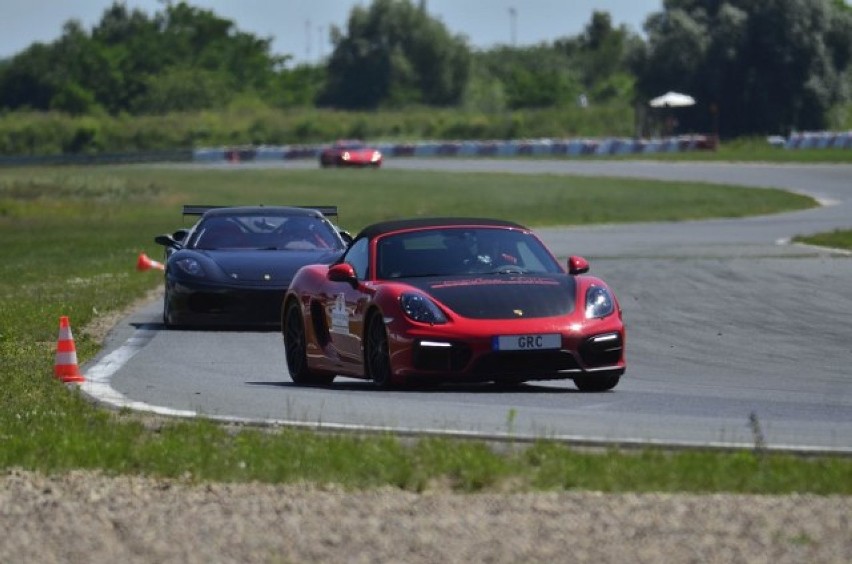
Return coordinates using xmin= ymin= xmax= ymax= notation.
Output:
xmin=199 ymin=134 xmax=720 ymax=163
xmin=2 ymin=131 xmax=846 ymax=169
xmin=780 ymin=131 xmax=852 ymax=150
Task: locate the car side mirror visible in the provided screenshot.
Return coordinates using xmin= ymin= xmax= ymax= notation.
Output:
xmin=567 ymin=255 xmax=589 ymax=275
xmin=338 ymin=230 xmax=354 ymax=245
xmin=155 ymin=234 xmax=181 ymax=249
xmin=328 ymin=262 xmax=358 ymax=287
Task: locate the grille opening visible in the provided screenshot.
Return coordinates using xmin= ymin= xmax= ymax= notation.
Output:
xmin=412 ymin=341 xmax=471 ymax=372
xmin=189 ymin=293 xmax=232 ymax=313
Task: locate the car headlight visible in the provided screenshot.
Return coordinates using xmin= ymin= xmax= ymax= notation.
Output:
xmin=175 ymin=257 xmax=205 ymax=277
xmin=400 ymin=293 xmax=447 ymax=324
xmin=585 ymin=286 xmax=614 ymax=319
xmin=371 ymin=151 xmax=381 ymax=162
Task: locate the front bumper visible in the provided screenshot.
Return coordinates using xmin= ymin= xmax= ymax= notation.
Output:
xmin=393 ymin=326 xmax=625 ymax=385
xmin=165 ymin=278 xmax=286 ymax=327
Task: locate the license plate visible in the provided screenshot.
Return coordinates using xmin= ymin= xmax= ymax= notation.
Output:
xmin=492 ymin=333 xmax=561 ymax=351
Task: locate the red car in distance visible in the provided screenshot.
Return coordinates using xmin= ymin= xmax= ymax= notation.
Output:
xmin=282 ymin=217 xmax=625 ymax=391
xmin=319 ymin=140 xmax=383 ymax=168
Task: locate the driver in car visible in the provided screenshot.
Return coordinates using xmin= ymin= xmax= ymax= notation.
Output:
xmin=474 ymin=231 xmax=519 ymax=269
xmin=277 ymin=217 xmax=333 ymax=249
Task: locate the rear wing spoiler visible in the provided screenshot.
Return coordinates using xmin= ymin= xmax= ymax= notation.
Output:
xmin=181 ymin=205 xmax=339 ymax=217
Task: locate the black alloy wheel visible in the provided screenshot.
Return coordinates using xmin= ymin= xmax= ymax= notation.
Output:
xmin=365 ymin=312 xmax=393 ymax=388
xmin=283 ymin=300 xmax=333 ymax=386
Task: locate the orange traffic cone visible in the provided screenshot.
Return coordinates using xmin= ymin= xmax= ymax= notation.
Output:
xmin=54 ymin=316 xmax=85 ymax=384
xmin=137 ymin=253 xmax=165 ymax=271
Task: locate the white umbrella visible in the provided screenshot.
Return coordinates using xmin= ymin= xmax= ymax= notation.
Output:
xmin=649 ymin=91 xmax=696 ymax=108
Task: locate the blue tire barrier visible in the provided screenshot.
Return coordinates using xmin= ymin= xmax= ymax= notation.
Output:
xmin=254 ymin=146 xmax=285 ymax=160
xmin=783 ymin=131 xmax=852 ymax=150
xmin=283 ymin=146 xmax=320 ymax=159
xmin=200 ymin=134 xmax=734 ymax=164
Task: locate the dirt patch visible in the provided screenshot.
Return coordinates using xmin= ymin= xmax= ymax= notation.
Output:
xmin=1 ymin=469 xmax=849 ymax=563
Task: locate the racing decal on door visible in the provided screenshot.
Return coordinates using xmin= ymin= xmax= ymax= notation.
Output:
xmin=331 ymin=293 xmax=349 ymax=334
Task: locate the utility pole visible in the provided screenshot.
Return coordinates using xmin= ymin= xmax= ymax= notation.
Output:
xmin=509 ymin=7 xmax=517 ymax=46
xmin=305 ymin=19 xmax=311 ymax=58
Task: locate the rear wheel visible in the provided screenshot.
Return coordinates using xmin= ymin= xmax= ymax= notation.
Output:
xmin=365 ymin=313 xmax=393 ymax=388
xmin=283 ymin=300 xmax=333 ymax=386
xmin=573 ymin=373 xmax=620 ymax=392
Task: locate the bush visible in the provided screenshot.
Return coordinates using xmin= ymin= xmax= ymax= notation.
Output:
xmin=0 ymin=102 xmax=642 ymax=156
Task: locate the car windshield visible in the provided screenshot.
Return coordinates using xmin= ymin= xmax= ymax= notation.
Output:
xmin=190 ymin=214 xmax=345 ymax=251
xmin=375 ymin=227 xmax=562 ymax=279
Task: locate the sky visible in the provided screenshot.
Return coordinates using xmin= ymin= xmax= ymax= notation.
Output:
xmin=0 ymin=0 xmax=663 ymax=64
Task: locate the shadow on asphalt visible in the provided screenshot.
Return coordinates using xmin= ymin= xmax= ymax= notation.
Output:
xmin=245 ymin=380 xmax=584 ymax=394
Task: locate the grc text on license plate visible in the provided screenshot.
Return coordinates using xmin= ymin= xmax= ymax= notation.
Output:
xmin=492 ymin=333 xmax=561 ymax=351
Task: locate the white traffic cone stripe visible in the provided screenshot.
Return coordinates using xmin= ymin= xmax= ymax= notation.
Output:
xmin=55 ymin=351 xmax=78 ymax=365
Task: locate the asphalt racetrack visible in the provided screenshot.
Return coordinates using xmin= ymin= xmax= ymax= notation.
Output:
xmin=85 ymin=159 xmax=852 ymax=453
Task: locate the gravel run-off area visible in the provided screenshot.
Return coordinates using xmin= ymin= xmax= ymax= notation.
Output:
xmin=1 ymin=469 xmax=850 ymax=563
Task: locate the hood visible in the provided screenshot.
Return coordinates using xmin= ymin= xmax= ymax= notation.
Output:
xmin=203 ymin=249 xmax=341 ymax=282
xmin=405 ymin=274 xmax=576 ymax=319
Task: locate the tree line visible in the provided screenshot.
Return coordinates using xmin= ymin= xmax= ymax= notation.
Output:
xmin=1 ymin=0 xmax=850 ymax=139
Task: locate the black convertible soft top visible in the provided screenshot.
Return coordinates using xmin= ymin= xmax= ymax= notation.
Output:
xmin=356 ymin=217 xmax=526 ymax=240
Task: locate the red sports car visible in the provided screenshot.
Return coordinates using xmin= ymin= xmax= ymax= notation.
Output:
xmin=319 ymin=140 xmax=382 ymax=168
xmin=282 ymin=217 xmax=625 ymax=391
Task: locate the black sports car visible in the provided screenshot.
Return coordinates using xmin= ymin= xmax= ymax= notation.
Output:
xmin=155 ymin=205 xmax=348 ymax=328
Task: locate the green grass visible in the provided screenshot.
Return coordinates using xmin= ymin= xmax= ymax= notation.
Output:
xmin=2 ymin=164 xmax=848 ymax=493
xmin=794 ymin=229 xmax=852 ymax=251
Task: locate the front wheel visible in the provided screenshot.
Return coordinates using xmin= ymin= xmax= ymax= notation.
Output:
xmin=365 ymin=312 xmax=393 ymax=388
xmin=162 ymin=285 xmax=176 ymax=328
xmin=283 ymin=300 xmax=333 ymax=386
xmin=573 ymin=373 xmax=620 ymax=392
